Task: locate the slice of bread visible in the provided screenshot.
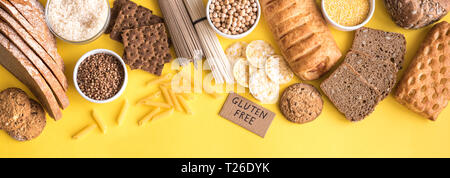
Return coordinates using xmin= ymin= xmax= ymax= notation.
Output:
xmin=320 ymin=64 xmax=381 ymax=122
xmin=344 ymin=50 xmax=398 ymax=100
xmin=352 ymin=27 xmax=406 ymax=70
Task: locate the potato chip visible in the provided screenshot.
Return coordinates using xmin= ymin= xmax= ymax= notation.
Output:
xmin=233 ymin=58 xmax=249 ymax=88
xmin=249 ymin=69 xmax=279 ymax=103
xmin=246 ymin=40 xmax=275 ymax=68
xmin=265 ymin=55 xmax=294 ymax=84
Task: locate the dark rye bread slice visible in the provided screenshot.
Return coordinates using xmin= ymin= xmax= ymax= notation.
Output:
xmin=110 ymin=2 xmax=163 ymax=42
xmin=0 ymin=8 xmax=67 ymax=91
xmin=0 ymin=32 xmax=62 ymax=120
xmin=344 ymin=50 xmax=398 ymax=100
xmin=352 ymin=27 xmax=406 ymax=70
xmin=0 ymin=0 xmax=64 ymax=71
xmin=0 ymin=20 xmax=69 ymax=109
xmin=320 ymin=64 xmax=381 ymax=122
xmin=121 ymin=23 xmax=171 ymax=76
xmin=105 ymin=0 xmax=133 ymax=34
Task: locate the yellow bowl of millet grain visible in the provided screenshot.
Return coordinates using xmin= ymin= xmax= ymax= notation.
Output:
xmin=321 ymin=0 xmax=375 ymax=31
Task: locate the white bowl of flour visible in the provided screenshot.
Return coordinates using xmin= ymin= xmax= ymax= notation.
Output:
xmin=45 ymin=0 xmax=110 ymax=44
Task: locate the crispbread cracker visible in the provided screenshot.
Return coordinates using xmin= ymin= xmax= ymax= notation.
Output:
xmin=110 ymin=2 xmax=163 ymax=42
xmin=122 ymin=23 xmax=171 ymax=76
xmin=394 ymin=21 xmax=450 ymax=121
xmin=249 ymin=69 xmax=279 ymax=103
xmin=246 ymin=40 xmax=275 ymax=68
xmin=233 ymin=58 xmax=249 ymax=88
xmin=265 ymin=55 xmax=294 ymax=84
xmin=105 ymin=0 xmax=134 ymax=34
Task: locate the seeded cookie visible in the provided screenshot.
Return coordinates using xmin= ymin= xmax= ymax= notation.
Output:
xmin=0 ymin=88 xmax=31 ymax=131
xmin=7 ymin=99 xmax=46 ymax=141
xmin=280 ymin=84 xmax=323 ymax=124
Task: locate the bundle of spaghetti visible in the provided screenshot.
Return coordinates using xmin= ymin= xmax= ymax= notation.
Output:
xmin=183 ymin=0 xmax=234 ymax=84
xmin=158 ymin=0 xmax=203 ymax=64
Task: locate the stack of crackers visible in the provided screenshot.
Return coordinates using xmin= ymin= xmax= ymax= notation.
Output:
xmin=106 ymin=0 xmax=171 ymax=76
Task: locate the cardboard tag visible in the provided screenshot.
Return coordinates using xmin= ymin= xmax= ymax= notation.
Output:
xmin=219 ymin=92 xmax=275 ymax=138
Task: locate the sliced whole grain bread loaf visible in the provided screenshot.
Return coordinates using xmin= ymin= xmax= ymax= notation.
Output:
xmin=0 ymin=19 xmax=69 ymax=109
xmin=344 ymin=50 xmax=398 ymax=100
xmin=352 ymin=27 xmax=406 ymax=70
xmin=0 ymin=32 xmax=62 ymax=119
xmin=320 ymin=63 xmax=381 ymax=122
xmin=0 ymin=8 xmax=68 ymax=91
xmin=0 ymin=0 xmax=64 ymax=71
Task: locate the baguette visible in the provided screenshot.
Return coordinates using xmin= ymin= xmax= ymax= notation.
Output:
xmin=394 ymin=21 xmax=450 ymax=121
xmin=0 ymin=19 xmax=69 ymax=109
xmin=384 ymin=0 xmax=450 ymax=29
xmin=261 ymin=0 xmax=342 ymax=81
xmin=0 ymin=32 xmax=62 ymax=119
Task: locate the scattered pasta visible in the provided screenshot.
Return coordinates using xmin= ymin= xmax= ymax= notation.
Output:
xmin=139 ymin=107 xmax=162 ymax=126
xmin=92 ymin=109 xmax=107 ymax=134
xmin=176 ymin=95 xmax=192 ymax=115
xmin=72 ymin=124 xmax=97 ymax=140
xmin=117 ymin=99 xmax=129 ymax=126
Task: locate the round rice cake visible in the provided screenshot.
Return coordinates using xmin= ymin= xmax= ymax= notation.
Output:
xmin=246 ymin=40 xmax=275 ymax=68
xmin=0 ymin=88 xmax=31 ymax=131
xmin=233 ymin=58 xmax=250 ymax=88
xmin=279 ymin=84 xmax=323 ymax=124
xmin=249 ymin=69 xmax=279 ymax=103
xmin=265 ymin=55 xmax=294 ymax=84
xmin=7 ymin=99 xmax=46 ymax=141
xmin=226 ymin=41 xmax=248 ymax=58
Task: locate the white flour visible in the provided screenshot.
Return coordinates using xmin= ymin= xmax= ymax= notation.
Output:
xmin=47 ymin=0 xmax=108 ymax=41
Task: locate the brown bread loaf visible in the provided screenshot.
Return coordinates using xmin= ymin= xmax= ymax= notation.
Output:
xmin=344 ymin=50 xmax=398 ymax=100
xmin=0 ymin=0 xmax=64 ymax=71
xmin=395 ymin=21 xmax=450 ymax=121
xmin=0 ymin=19 xmax=69 ymax=109
xmin=320 ymin=64 xmax=381 ymax=122
xmin=0 ymin=32 xmax=62 ymax=120
xmin=352 ymin=27 xmax=406 ymax=70
xmin=384 ymin=0 xmax=450 ymax=29
xmin=261 ymin=0 xmax=342 ymax=81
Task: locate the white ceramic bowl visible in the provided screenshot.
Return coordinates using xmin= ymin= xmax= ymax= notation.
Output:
xmin=73 ymin=49 xmax=128 ymax=104
xmin=206 ymin=0 xmax=261 ymax=39
xmin=45 ymin=0 xmax=111 ymax=44
xmin=321 ymin=0 xmax=375 ymax=31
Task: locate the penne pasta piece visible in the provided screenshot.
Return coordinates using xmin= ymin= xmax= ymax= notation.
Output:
xmin=92 ymin=109 xmax=107 ymax=134
xmin=178 ymin=93 xmax=194 ymax=101
xmin=176 ymin=95 xmax=192 ymax=115
xmin=142 ymin=101 xmax=172 ymax=108
xmin=160 ymin=86 xmax=174 ymax=106
xmin=168 ymin=88 xmax=183 ymax=112
xmin=117 ymin=99 xmax=129 ymax=126
xmin=160 ymin=82 xmax=171 ymax=88
xmin=147 ymin=73 xmax=172 ymax=87
xmin=208 ymin=92 xmax=221 ymax=99
xmin=152 ymin=108 xmax=175 ymax=122
xmin=72 ymin=124 xmax=97 ymax=140
xmin=137 ymin=91 xmax=161 ymax=104
xmin=139 ymin=107 xmax=161 ymax=126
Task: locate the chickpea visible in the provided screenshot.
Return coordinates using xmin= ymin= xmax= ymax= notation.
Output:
xmin=209 ymin=0 xmax=259 ymax=35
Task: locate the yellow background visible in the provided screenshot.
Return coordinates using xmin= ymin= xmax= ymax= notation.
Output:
xmin=1 ymin=0 xmax=449 ymax=158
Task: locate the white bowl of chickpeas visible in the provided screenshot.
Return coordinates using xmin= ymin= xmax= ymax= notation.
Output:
xmin=207 ymin=0 xmax=261 ymax=39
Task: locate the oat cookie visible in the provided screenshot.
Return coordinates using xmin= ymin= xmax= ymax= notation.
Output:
xmin=265 ymin=55 xmax=294 ymax=84
xmin=0 ymin=88 xmax=30 ymax=131
xmin=246 ymin=40 xmax=275 ymax=68
xmin=7 ymin=99 xmax=46 ymax=141
xmin=280 ymin=83 xmax=323 ymax=124
xmin=233 ymin=58 xmax=250 ymax=88
xmin=249 ymin=69 xmax=279 ymax=103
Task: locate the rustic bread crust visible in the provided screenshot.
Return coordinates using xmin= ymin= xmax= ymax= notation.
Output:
xmin=395 ymin=21 xmax=450 ymax=121
xmin=0 ymin=0 xmax=64 ymax=71
xmin=0 ymin=32 xmax=61 ymax=119
xmin=0 ymin=19 xmax=69 ymax=109
xmin=384 ymin=0 xmax=449 ymax=29
xmin=261 ymin=0 xmax=342 ymax=81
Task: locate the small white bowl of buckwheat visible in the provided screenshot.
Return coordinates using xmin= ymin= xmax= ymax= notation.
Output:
xmin=207 ymin=0 xmax=261 ymax=39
